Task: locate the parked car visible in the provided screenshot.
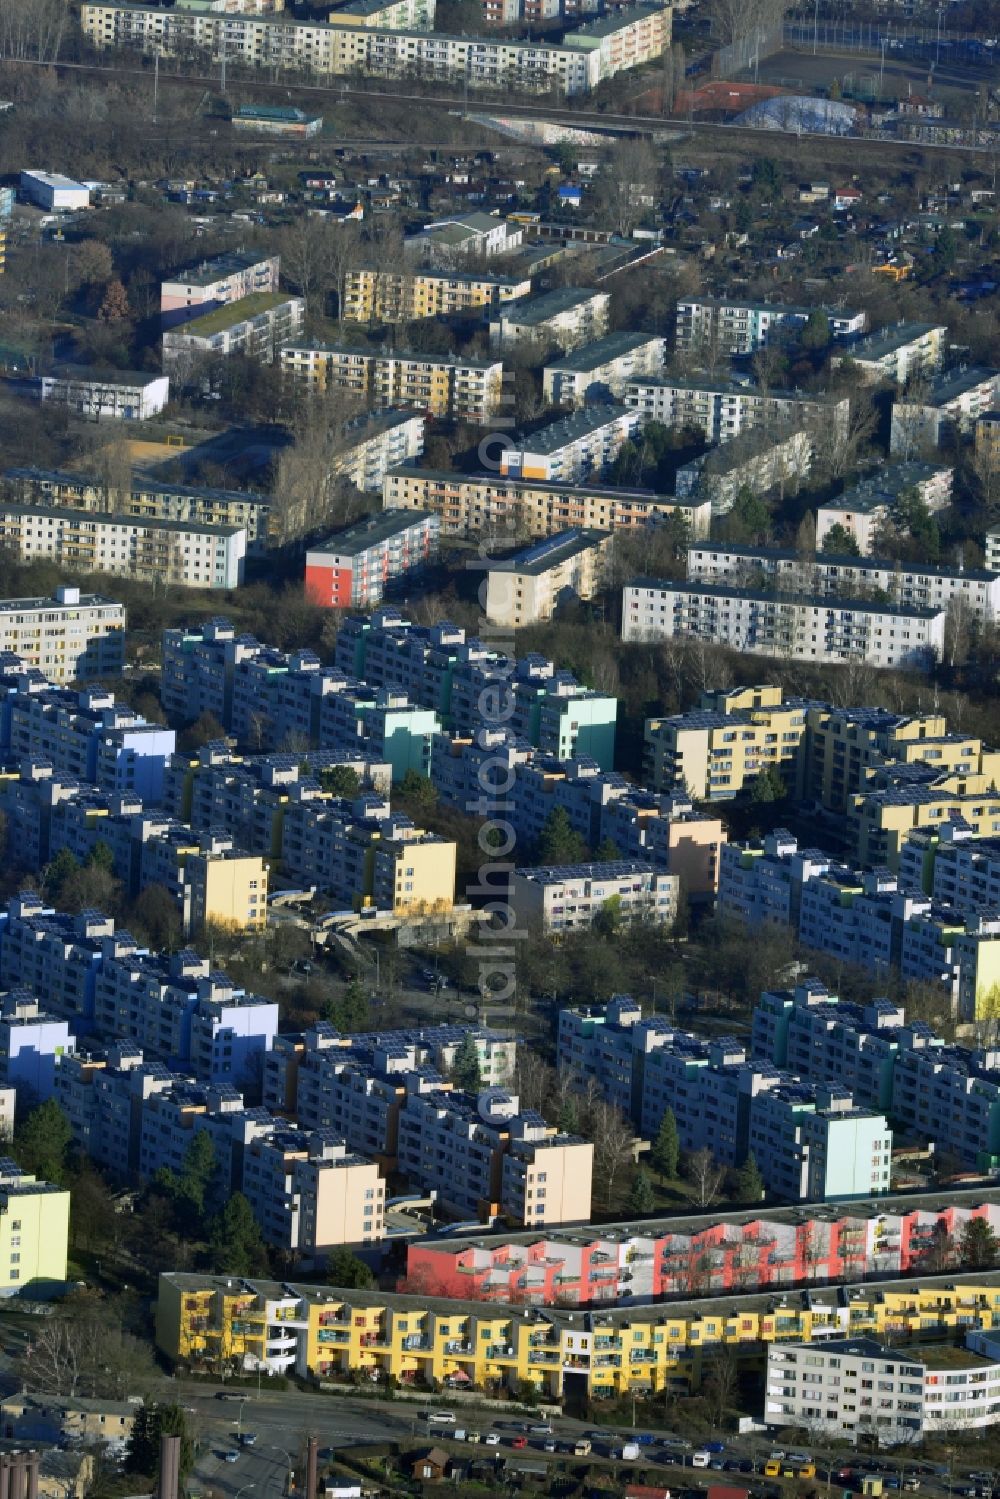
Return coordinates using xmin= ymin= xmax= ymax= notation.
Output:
xmin=705 ymin=1442 xmax=725 ymax=1454
xmin=511 ymin=1436 xmax=528 ymax=1450
xmin=485 ymin=1433 xmax=501 ymax=1447
xmin=238 ymin=1433 xmax=257 ymax=1447
xmin=543 ymin=1439 xmax=557 ymax=1453
xmin=692 ymin=1452 xmax=711 ymax=1468
xmin=223 ymin=1452 xmax=239 ymax=1465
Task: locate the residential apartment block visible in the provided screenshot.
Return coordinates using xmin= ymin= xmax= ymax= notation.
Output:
xmin=542 ymin=332 xmax=666 ymax=408
xmin=0 ymin=588 xmax=125 ymax=684
xmin=332 ymin=409 xmax=425 ymax=493
xmin=404 ymin=1192 xmax=1000 ymax=1306
xmin=156 ymin=1270 xmax=1000 ymax=1397
xmin=622 ymin=577 xmax=945 ymax=671
xmin=766 ymin=1336 xmax=1000 ymax=1441
xmin=501 ymin=406 xmax=641 ymax=484
xmin=280 ymin=343 xmax=505 ymax=422
xmin=304 ymin=509 xmax=440 ymax=609
xmin=161 ymin=292 xmax=305 ymax=374
xmin=482 ymin=527 xmax=612 ymax=627
xmin=685 ymin=542 xmax=1000 ymax=622
xmin=890 ymin=367 xmax=1000 ymax=454
xmin=510 ymin=861 xmax=679 ymax=934
xmin=490 ymin=287 xmax=610 ymax=352
xmin=623 ymin=376 xmax=849 ymax=446
xmin=675 ymin=297 xmax=865 ymax=356
xmin=242 ymin=1128 xmax=385 ymax=1253
xmin=837 ymin=322 xmax=947 ymax=384
xmin=342 ymin=266 xmax=531 ymax=324
xmin=159 ymin=250 xmax=280 ymax=329
xmin=674 ymin=427 xmax=813 ymax=516
xmin=38 ymin=367 xmax=169 ymax=421
xmin=0 ymin=503 xmax=246 ymax=590
xmin=643 ymin=685 xmax=812 ymax=801
xmin=382 ymin=466 xmax=711 ymax=539
xmin=816 ymin=462 xmax=952 ymax=554
xmin=0 ymin=1160 xmax=70 ymax=1296
xmin=0 ymin=991 xmax=74 ymax=1101
xmin=900 ymin=824 xmax=1000 ymax=908
xmin=4 ymin=467 xmax=273 ymax=551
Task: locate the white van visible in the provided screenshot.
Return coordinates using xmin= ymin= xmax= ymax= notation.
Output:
xmin=423 ymin=1411 xmax=457 ymax=1428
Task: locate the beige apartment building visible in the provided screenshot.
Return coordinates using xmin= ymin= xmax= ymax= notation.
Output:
xmin=343 ymin=266 xmax=531 ymax=324
xmin=242 ymin=1131 xmax=385 ymax=1254
xmin=0 ymin=587 xmax=125 ymax=683
xmin=280 ymin=343 xmax=504 ymax=423
xmin=490 ymin=286 xmax=611 ymax=353
xmin=383 ymin=466 xmax=711 ymax=538
xmin=186 ymin=851 xmax=268 ymax=936
xmin=644 ymin=685 xmax=812 ymax=801
xmin=484 ymin=527 xmax=612 ymax=627
xmin=510 ymin=860 xmax=678 ymax=933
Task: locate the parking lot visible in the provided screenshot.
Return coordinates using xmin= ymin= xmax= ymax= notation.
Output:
xmin=741 ymin=45 xmax=994 ymax=99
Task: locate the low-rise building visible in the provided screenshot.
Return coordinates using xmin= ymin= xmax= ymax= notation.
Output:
xmin=624 ymin=376 xmax=848 ymax=446
xmin=891 ymin=367 xmax=1000 ymax=454
xmin=0 ymin=588 xmax=125 ymax=683
xmin=837 ymin=321 xmax=947 ymax=385
xmin=232 ymin=104 xmax=323 ymax=136
xmin=304 ymin=509 xmax=440 ymax=609
xmin=19 ymin=171 xmax=89 ymax=211
xmin=38 ymin=367 xmax=169 ymax=421
xmin=542 ymin=331 xmax=666 ymax=407
xmin=482 ymin=528 xmax=612 ymax=627
xmin=404 ymin=211 xmax=521 ymax=266
xmin=162 ymin=292 xmax=305 ymax=375
xmin=623 ymin=577 xmax=945 ymax=671
xmin=510 ymin=860 xmax=678 ymax=933
xmin=159 ymin=250 xmax=280 ymax=328
xmin=0 ymin=503 xmax=246 ymax=589
xmin=675 ymin=296 xmax=865 ymax=356
xmin=383 ymin=466 xmax=710 ymax=538
xmin=490 ymin=287 xmax=610 ymax=353
xmin=280 ymin=344 xmax=504 ymax=423
xmin=500 ymin=406 xmax=641 ymax=484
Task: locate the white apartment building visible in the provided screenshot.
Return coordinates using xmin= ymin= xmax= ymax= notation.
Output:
xmin=38 ymin=368 xmax=169 ymax=421
xmin=766 ymin=1336 xmax=1000 ymax=1441
xmin=837 ymin=321 xmax=947 ymax=385
xmin=890 ymin=367 xmax=1000 ymax=455
xmin=510 ymin=860 xmax=678 ymax=934
xmin=816 ymin=462 xmax=953 ymax=553
xmin=159 ymin=250 xmax=280 ymax=328
xmin=900 ymin=826 xmax=1000 ymax=910
xmin=403 ymin=212 xmax=521 ymax=267
xmin=675 ymin=297 xmax=865 ymax=356
xmin=623 ymin=376 xmax=849 ymax=446
xmin=747 ymin=1085 xmax=892 ymax=1202
xmin=483 ymin=527 xmax=612 ymax=627
xmin=675 ymin=428 xmax=813 ymax=515
xmin=161 ymin=293 xmax=305 ymax=374
xmin=622 ymin=578 xmax=946 ymax=671
xmin=542 ymin=331 xmax=666 ymax=407
xmin=334 ymin=410 xmax=425 ymax=493
xmin=490 ymin=288 xmax=611 ymax=353
xmin=500 ymin=405 xmax=641 ymax=484
xmin=685 ymin=542 xmax=1000 ymax=622
xmin=0 ymin=503 xmax=246 ymax=589
xmin=0 ymin=588 xmax=125 ymax=683
xmin=279 ymin=343 xmax=504 ymax=423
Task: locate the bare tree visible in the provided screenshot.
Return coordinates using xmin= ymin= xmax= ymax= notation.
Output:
xmin=587 ymin=1099 xmax=635 ymax=1211
xmin=594 ymin=139 xmax=661 ymax=240
xmin=684 ymin=1146 xmax=724 ymax=1207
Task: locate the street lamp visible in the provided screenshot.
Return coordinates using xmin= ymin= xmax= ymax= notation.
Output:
xmin=262 ymin=1443 xmax=294 ymax=1496
xmin=235 ymin=1483 xmax=256 ymax=1499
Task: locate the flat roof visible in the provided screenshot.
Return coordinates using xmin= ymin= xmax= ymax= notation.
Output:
xmin=163 ymin=250 xmax=275 ymax=289
xmin=544 ymin=331 xmax=664 ymax=374
xmin=0 ymin=501 xmax=244 ymax=539
xmin=0 ymin=593 xmax=123 ymax=613
xmin=21 ymin=170 xmax=87 ymax=189
xmin=626 ymin=374 xmax=833 ymax=403
xmin=387 ymin=465 xmax=696 ymax=506
xmin=515 ymin=404 xmax=635 ymax=456
xmin=489 ymin=527 xmax=610 ymax=575
xmin=849 ymin=322 xmax=945 ymax=360
xmin=4 ymin=466 xmax=268 ymax=507
xmin=282 ymin=343 xmax=500 ymax=370
xmin=44 ymin=365 xmax=164 ymax=388
xmin=689 ymin=542 xmax=999 ymax=584
xmin=908 ymin=366 xmax=1000 ymax=407
xmin=679 ymin=296 xmax=859 ymax=320
xmin=308 ymin=509 xmax=437 ymax=557
xmin=628 ymin=577 xmax=945 ymax=620
xmin=501 ymin=286 xmax=606 ymax=326
xmin=166 ymin=291 xmax=299 ymax=338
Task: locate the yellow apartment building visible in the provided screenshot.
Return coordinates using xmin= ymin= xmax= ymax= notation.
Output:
xmin=342 ymin=267 xmax=531 ymax=325
xmin=157 ymin=1272 xmax=1000 ymax=1399
xmin=644 ymin=686 xmax=812 ymax=801
xmin=806 ymin=704 xmax=1000 ymax=816
xmin=0 ymin=1165 xmax=71 ymax=1294
xmin=369 ymin=834 xmax=456 ymax=916
xmin=851 ymin=772 xmax=1000 ymax=869
xmin=279 ymin=344 xmax=504 ymax=423
xmin=383 ymin=467 xmax=711 ymax=540
xmin=186 ymin=852 xmax=268 ymax=935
